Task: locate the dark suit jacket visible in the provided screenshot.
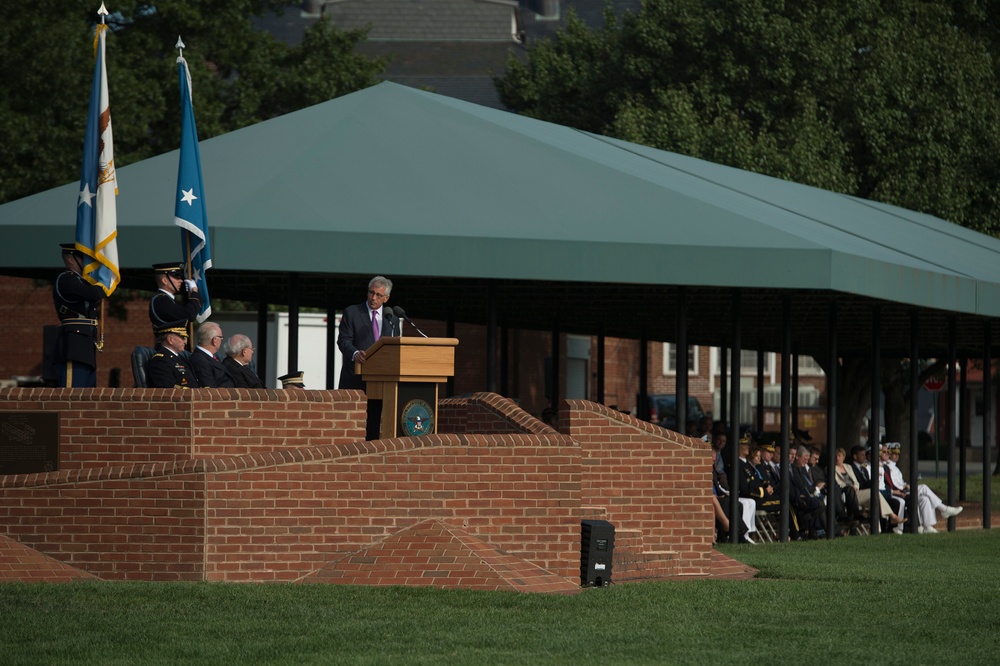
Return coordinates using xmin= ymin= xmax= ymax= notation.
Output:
xmin=190 ymin=348 xmax=236 ymax=388
xmin=337 ymin=303 xmax=399 ymax=390
xmin=146 ymin=345 xmax=199 ymax=389
xmin=222 ymin=355 xmax=265 ymax=389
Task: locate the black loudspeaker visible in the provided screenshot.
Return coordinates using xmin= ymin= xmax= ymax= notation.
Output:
xmin=581 ymin=519 xmax=614 ymax=587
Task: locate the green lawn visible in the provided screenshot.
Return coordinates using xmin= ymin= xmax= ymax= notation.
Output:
xmin=2 ymin=530 xmax=998 ymax=665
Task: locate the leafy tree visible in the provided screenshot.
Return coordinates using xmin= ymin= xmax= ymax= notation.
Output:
xmin=498 ymin=0 xmax=1000 ymax=233
xmin=0 ymin=1 xmax=386 ymax=204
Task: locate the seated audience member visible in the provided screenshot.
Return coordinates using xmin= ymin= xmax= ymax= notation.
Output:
xmin=874 ymin=443 xmax=907 ymax=526
xmin=834 ymin=447 xmax=886 ymax=525
xmin=884 ymin=442 xmax=962 ymax=533
xmin=189 ymin=322 xmax=236 ymax=389
xmin=848 ymin=444 xmax=899 ymax=528
xmin=713 ymin=446 xmax=753 ymax=544
xmin=741 ymin=439 xmax=780 ymax=513
xmin=810 ymin=448 xmax=859 ymax=528
xmin=146 ymin=321 xmax=199 ymax=389
xmin=790 ymin=445 xmax=827 ymax=538
xmin=222 ymin=334 xmax=265 ymax=389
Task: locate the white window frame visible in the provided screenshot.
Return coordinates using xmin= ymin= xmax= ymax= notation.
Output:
xmin=662 ymin=343 xmax=699 ymax=376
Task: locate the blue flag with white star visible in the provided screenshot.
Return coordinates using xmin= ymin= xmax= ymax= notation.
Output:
xmin=75 ymin=19 xmax=120 ymax=296
xmin=174 ymin=55 xmax=212 ymax=322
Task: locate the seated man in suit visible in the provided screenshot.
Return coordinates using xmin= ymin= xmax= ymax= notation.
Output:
xmin=189 ymin=321 xmax=236 ymax=389
xmin=790 ymin=445 xmax=827 ymax=538
xmin=222 ymin=334 xmax=265 ymax=389
xmin=146 ymin=321 xmax=199 ymax=389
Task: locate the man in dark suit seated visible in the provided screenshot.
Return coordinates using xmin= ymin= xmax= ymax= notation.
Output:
xmin=791 ymin=445 xmax=827 ymax=538
xmin=189 ymin=321 xmax=236 ymax=389
xmin=222 ymin=334 xmax=265 ymax=389
xmin=146 ymin=321 xmax=200 ymax=389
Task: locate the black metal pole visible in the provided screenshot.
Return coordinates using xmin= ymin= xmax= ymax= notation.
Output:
xmin=947 ymin=317 xmax=957 ymax=530
xmin=676 ymin=286 xmax=689 ymax=435
xmin=756 ymin=344 xmax=765 ymax=432
xmin=596 ymin=323 xmax=605 ymax=405
xmin=326 ymin=294 xmax=337 ymax=389
xmin=486 ymin=282 xmax=497 ymax=394
xmin=826 ymin=302 xmax=838 ymax=539
xmin=779 ymin=296 xmax=791 ymax=541
xmin=728 ymin=291 xmax=741 ymax=545
xmin=908 ymin=311 xmax=919 ymax=533
xmin=720 ymin=345 xmax=728 ymax=427
xmin=960 ymin=355 xmax=968 ymax=501
xmin=256 ymin=295 xmax=268 ymax=388
xmin=983 ymin=322 xmax=992 ymax=530
xmin=551 ymin=316 xmax=561 ymax=415
xmin=287 ymin=272 xmax=299 ymax=376
xmin=500 ymin=312 xmax=509 ymax=397
xmin=869 ymin=305 xmax=881 ymax=534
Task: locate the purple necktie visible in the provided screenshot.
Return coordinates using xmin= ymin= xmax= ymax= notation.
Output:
xmin=372 ymin=309 xmax=380 ymax=341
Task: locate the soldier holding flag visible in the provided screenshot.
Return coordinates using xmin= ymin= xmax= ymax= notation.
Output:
xmin=55 ymin=3 xmax=120 ymax=387
xmin=52 ymin=243 xmax=106 ymax=387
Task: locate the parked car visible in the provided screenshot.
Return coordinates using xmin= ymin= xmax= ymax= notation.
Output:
xmin=643 ymin=394 xmax=707 ymax=433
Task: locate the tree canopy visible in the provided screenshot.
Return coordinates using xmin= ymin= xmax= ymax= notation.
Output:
xmin=497 ymin=0 xmax=1000 ymax=235
xmin=0 ymin=0 xmax=386 ymax=204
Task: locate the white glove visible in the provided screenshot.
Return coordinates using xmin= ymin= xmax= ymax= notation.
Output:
xmin=184 ymin=279 xmax=198 ymax=292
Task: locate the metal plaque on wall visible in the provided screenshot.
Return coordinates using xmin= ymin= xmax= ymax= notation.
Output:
xmin=0 ymin=412 xmax=59 ymax=475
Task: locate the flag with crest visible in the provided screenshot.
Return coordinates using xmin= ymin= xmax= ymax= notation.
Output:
xmin=75 ymin=5 xmax=119 ymax=296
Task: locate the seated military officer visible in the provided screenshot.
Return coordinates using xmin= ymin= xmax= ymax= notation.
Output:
xmin=146 ymin=321 xmax=200 ymax=389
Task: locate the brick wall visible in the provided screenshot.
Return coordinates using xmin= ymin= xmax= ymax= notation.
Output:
xmin=0 ymin=391 xmax=715 ymax=584
xmin=563 ymin=400 xmax=714 ymax=575
xmin=0 ymin=387 xmax=366 ymax=471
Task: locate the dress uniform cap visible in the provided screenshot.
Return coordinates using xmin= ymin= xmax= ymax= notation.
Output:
xmin=154 ymin=320 xmax=189 ymax=337
xmin=153 ymin=262 xmax=184 ymax=278
xmin=278 ymin=371 xmax=305 ymax=388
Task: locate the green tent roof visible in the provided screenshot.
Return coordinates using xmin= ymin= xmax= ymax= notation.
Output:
xmin=3 ymin=81 xmax=999 ymax=354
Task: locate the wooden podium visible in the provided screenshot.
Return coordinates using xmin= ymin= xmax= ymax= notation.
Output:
xmin=356 ymin=337 xmax=459 ymax=438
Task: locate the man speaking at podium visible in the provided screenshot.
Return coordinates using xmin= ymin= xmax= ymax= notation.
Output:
xmin=338 ymin=276 xmax=399 ymax=440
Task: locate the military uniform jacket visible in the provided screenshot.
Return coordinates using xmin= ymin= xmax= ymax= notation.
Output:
xmin=145 ymin=345 xmax=200 ymax=389
xmin=52 ymin=270 xmax=106 ymax=366
xmin=149 ymin=290 xmax=202 ymax=327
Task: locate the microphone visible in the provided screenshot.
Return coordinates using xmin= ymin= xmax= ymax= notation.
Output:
xmin=381 ymin=309 xmax=396 ymax=336
xmin=392 ymin=306 xmax=429 ymax=338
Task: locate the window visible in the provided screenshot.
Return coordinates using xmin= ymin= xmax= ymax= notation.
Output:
xmin=797 ymin=355 xmax=825 ymax=376
xmin=663 ymin=343 xmax=698 ymax=375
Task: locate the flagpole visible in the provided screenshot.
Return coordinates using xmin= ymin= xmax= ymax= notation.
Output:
xmin=95 ymin=1 xmax=110 ymax=353
xmin=184 ymin=231 xmax=194 ymax=350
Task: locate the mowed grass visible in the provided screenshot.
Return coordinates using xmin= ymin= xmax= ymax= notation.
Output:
xmin=1 ymin=530 xmax=999 ymax=665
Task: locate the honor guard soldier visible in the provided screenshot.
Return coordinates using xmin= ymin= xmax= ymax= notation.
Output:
xmin=149 ymin=262 xmax=201 ymax=328
xmin=52 ymin=243 xmax=107 ymax=387
xmin=145 ymin=320 xmax=200 ymax=389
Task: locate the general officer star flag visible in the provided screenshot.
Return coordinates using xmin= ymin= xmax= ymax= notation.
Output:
xmin=174 ymin=49 xmax=212 ymax=322
xmin=75 ymin=5 xmax=120 ymax=296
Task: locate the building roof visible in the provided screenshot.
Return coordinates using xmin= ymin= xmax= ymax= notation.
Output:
xmin=324 ymin=0 xmax=520 ymax=42
xmin=3 ymin=82 xmax=999 ymax=356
